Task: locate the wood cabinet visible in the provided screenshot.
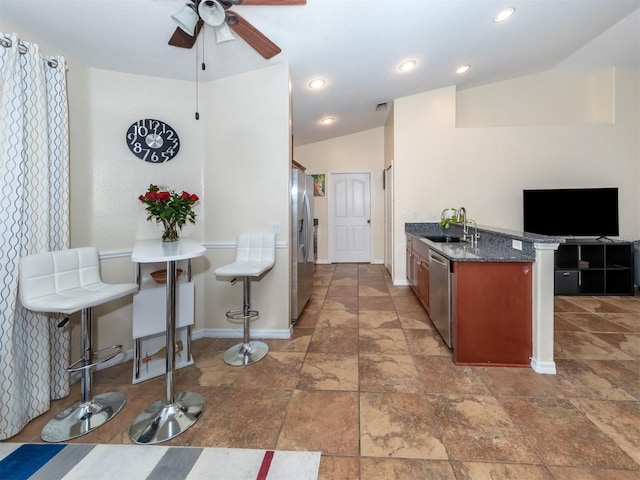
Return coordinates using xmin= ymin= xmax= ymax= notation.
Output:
xmin=406 ymin=235 xmax=415 ymax=287
xmin=406 ymin=235 xmax=429 ymax=312
xmin=452 ymin=262 xmax=532 ymax=367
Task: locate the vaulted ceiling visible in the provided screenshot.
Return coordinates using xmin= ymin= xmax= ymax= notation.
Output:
xmin=2 ymin=0 xmax=639 ymax=146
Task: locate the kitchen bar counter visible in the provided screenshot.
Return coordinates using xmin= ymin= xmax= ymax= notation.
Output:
xmin=405 ymin=222 xmax=563 ymax=374
xmin=405 ymin=222 xmax=564 ymax=263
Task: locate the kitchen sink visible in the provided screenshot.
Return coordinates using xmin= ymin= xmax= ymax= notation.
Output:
xmin=422 ymin=235 xmax=462 ymax=243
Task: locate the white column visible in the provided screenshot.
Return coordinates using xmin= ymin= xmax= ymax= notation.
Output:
xmin=530 ymin=242 xmax=560 ymax=374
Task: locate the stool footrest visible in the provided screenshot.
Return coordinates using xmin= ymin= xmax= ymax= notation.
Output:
xmin=67 ymin=344 xmax=123 ymax=373
xmin=225 ymin=309 xmax=259 ymax=322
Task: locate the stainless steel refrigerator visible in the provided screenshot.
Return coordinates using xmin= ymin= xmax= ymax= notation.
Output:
xmin=291 ymin=168 xmax=314 ymax=322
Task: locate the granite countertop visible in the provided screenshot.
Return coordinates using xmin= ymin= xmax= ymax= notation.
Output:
xmin=411 ymin=234 xmax=533 ymax=262
xmin=406 ymin=222 xmax=564 ymax=263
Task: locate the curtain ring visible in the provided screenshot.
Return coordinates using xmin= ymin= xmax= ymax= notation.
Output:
xmin=1 ymin=36 xmax=12 ymax=48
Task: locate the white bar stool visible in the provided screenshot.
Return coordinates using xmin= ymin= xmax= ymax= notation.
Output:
xmin=19 ymin=247 xmax=138 ymax=442
xmin=214 ymin=233 xmax=275 ymax=366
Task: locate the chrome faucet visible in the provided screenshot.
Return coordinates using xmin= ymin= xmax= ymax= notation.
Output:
xmin=458 ymin=206 xmax=479 ymax=246
xmin=458 ymin=207 xmax=472 ymax=241
xmin=465 ymin=218 xmax=479 ymax=247
xmin=458 ymin=207 xmax=467 ymax=233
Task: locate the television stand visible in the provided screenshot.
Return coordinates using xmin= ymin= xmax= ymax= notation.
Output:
xmin=554 ymin=239 xmax=635 ymax=296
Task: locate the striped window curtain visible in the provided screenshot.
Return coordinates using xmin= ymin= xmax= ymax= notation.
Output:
xmin=0 ymin=33 xmax=71 ymax=440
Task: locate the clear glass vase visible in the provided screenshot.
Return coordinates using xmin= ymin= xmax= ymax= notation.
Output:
xmin=161 ymin=221 xmax=180 ymax=242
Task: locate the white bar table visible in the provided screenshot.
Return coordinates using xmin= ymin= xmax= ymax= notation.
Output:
xmin=129 ymin=238 xmax=206 ymax=444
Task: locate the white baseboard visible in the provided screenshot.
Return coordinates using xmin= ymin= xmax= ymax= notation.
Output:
xmin=315 ymin=259 xmax=384 ymax=265
xmin=86 ymin=327 xmax=292 ymax=379
xmin=199 ymin=327 xmax=292 ymax=339
xmin=530 ymin=357 xmax=557 ymax=375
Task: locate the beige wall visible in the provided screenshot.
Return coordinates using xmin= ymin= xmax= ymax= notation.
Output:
xmin=201 ymin=64 xmax=292 ymax=335
xmin=294 ymin=127 xmax=385 ymax=263
xmin=74 ymin=69 xmax=207 ymax=249
xmin=456 ymin=69 xmax=615 ymax=127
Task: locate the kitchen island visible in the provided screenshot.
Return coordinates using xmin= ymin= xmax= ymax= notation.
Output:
xmin=406 ymin=223 xmax=563 ymax=373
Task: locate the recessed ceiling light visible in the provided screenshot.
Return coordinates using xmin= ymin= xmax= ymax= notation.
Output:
xmin=456 ymin=64 xmax=471 ymax=74
xmin=320 ymin=117 xmax=335 ymax=125
xmin=494 ymin=7 xmax=515 ymax=23
xmin=308 ymin=78 xmax=326 ymax=90
xmin=398 ymin=60 xmax=417 ymax=72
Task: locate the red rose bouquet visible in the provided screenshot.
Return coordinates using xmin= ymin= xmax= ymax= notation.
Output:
xmin=138 ymin=184 xmax=199 ymax=241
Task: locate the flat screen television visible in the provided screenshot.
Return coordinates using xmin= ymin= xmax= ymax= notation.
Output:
xmin=523 ymin=187 xmax=619 ymax=238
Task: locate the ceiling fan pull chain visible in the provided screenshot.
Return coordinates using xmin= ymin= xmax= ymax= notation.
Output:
xmin=202 ymin=27 xmax=206 ymax=71
xmin=195 ymin=35 xmax=200 ymax=120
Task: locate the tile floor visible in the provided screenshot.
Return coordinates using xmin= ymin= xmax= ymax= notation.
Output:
xmin=6 ymin=264 xmax=640 ymax=479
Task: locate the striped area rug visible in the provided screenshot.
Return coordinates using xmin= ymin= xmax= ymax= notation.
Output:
xmin=0 ymin=443 xmax=321 ymax=480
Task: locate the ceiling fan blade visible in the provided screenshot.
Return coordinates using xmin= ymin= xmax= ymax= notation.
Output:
xmin=168 ymin=20 xmax=203 ymax=49
xmin=238 ymin=0 xmax=306 ymax=5
xmin=227 ymin=11 xmax=281 ymax=59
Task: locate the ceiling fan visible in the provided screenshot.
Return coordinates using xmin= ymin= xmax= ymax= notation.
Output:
xmin=169 ymin=0 xmax=306 ymax=59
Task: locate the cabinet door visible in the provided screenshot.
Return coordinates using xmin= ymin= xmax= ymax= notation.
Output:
xmin=453 ymin=262 xmax=532 ymax=366
xmin=417 ymin=254 xmax=429 ymax=311
xmin=406 ymin=247 xmax=414 ymax=288
xmin=411 ymin=251 xmax=420 ymax=290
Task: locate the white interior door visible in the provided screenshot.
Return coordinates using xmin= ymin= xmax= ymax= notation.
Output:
xmin=329 ymin=172 xmax=371 ymax=263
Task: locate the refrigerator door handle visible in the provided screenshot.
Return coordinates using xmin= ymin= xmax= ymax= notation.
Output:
xmin=302 ymin=192 xmax=312 ymax=262
xmin=299 ymin=217 xmax=306 ymax=259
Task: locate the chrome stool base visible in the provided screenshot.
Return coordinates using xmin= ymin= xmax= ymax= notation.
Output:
xmin=129 ymin=391 xmax=205 ymax=445
xmin=224 ymin=341 xmax=269 ymax=366
xmin=41 ymin=391 xmax=126 ymax=443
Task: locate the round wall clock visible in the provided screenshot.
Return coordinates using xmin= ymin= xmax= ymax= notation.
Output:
xmin=126 ymin=119 xmax=180 ymax=163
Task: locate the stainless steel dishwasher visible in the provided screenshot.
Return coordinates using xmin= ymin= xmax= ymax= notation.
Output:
xmin=428 ymin=250 xmax=452 ymax=347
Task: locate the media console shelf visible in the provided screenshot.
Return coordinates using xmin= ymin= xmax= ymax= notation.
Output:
xmin=554 ymin=239 xmax=635 ymax=296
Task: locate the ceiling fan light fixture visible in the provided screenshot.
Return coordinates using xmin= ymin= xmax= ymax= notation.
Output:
xmin=456 ymin=64 xmax=471 ymax=74
xmin=494 ymin=7 xmax=515 ymax=23
xmin=398 ymin=60 xmax=417 ymax=72
xmin=320 ymin=117 xmax=335 ymax=125
xmin=171 ymin=4 xmax=199 ymax=36
xmin=199 ymin=0 xmax=227 ymax=27
xmin=308 ymin=79 xmax=326 ymax=90
xmin=214 ymin=22 xmax=236 ymax=43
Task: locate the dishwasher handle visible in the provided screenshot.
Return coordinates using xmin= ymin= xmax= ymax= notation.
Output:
xmin=429 ymin=252 xmax=448 ymax=267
